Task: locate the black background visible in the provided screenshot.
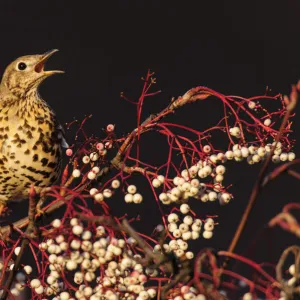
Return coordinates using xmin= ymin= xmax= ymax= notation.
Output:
xmin=0 ymin=0 xmax=300 ymax=290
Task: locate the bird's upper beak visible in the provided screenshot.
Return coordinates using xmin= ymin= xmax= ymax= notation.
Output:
xmin=35 ymin=49 xmax=64 ymax=76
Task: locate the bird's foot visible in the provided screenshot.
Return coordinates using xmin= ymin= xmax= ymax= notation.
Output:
xmin=35 ymin=204 xmax=45 ymax=218
xmin=0 ymin=203 xmax=7 ymax=216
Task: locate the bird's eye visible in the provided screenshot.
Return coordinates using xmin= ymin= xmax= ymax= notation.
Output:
xmin=17 ymin=62 xmax=27 ymax=71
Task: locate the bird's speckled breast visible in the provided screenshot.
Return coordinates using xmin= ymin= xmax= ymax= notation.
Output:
xmin=0 ymin=92 xmax=62 ymax=201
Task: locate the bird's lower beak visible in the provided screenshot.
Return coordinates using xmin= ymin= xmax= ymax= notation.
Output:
xmin=35 ymin=49 xmax=64 ymax=76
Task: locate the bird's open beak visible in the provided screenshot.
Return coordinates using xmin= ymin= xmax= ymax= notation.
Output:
xmin=35 ymin=49 xmax=64 ymax=76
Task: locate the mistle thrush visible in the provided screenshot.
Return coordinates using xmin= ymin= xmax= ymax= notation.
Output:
xmin=0 ymin=49 xmax=68 ymax=215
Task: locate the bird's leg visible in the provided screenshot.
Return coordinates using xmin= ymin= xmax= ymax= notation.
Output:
xmin=0 ymin=203 xmax=5 ymax=216
xmin=0 ymin=197 xmax=8 ymax=216
xmin=36 ymin=187 xmax=51 ymax=216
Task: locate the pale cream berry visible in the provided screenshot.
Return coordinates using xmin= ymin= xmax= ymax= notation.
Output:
xmin=82 ymin=230 xmax=92 ymax=240
xmin=111 ymin=179 xmax=121 ymax=189
xmin=48 ymin=254 xmax=57 ymax=264
xmin=186 ymin=251 xmax=194 ymax=259
xmin=241 ymin=147 xmax=249 ymax=158
xmin=70 ymin=218 xmax=78 ymax=226
xmin=147 ymin=288 xmax=156 ymax=298
xmin=208 ymin=191 xmax=217 ymax=201
xmin=159 ymin=192 xmax=168 ymax=202
xmin=233 ymin=149 xmax=242 ymax=158
xmin=52 ymin=219 xmax=62 ymax=228
xmin=124 ymin=193 xmax=133 ymax=203
xmin=257 ymin=147 xmax=266 ymax=157
xmin=60 ymin=241 xmax=68 ymax=251
xmin=272 ymin=155 xmax=280 ymax=163
xmin=183 ymin=215 xmax=193 ymax=225
xmin=203 ymin=145 xmax=211 ymax=153
xmin=46 ymin=275 xmax=56 ymax=285
xmin=14 ymin=246 xmax=21 ymax=256
xmin=182 ymin=231 xmax=192 ymax=240
xmin=92 ymin=167 xmax=100 ymax=175
xmin=242 ymin=293 xmax=253 ymax=300
xmin=10 ymin=288 xmax=20 ymax=297
xmin=82 ymin=155 xmax=90 ymax=164
xmin=178 ymin=241 xmax=188 ymax=250
xmin=200 ymin=193 xmax=208 ymax=202
xmin=23 ymin=265 xmax=32 ymax=274
xmin=204 ymin=222 xmax=214 ymax=231
xmin=157 ymin=175 xmax=165 ymax=183
xmin=210 ymin=154 xmax=218 ymax=163
xmin=173 ymin=176 xmax=181 ymax=185
xmin=264 ymin=118 xmax=271 ymax=126
xmin=289 ymin=264 xmax=295 ymax=275
xmin=127 ymin=185 xmax=137 ymax=194
xmin=215 ymin=165 xmax=226 ymax=175
xmin=139 ymin=291 xmax=149 ymax=300
xmin=203 ymin=165 xmax=212 ymax=176
xmin=60 ymin=292 xmax=70 ymax=300
xmin=103 ymin=189 xmax=113 ymax=198
xmin=191 ymin=178 xmax=200 ymax=187
xmin=90 ymin=188 xmax=98 ymax=196
xmin=179 ymin=223 xmax=189 ymax=233
xmin=173 ymin=229 xmax=182 ymax=238
xmin=220 ymin=192 xmax=231 ymax=204
xmin=214 ymin=174 xmax=223 ymax=183
xmin=192 ymin=231 xmax=200 ymax=240
xmin=288 ymin=152 xmax=296 ymax=161
xmin=274 ymin=148 xmax=282 ymax=155
xmin=47 ymin=244 xmax=57 ymax=254
xmin=180 ymin=204 xmax=190 ymax=214
xmin=192 ymin=223 xmax=201 ymax=232
xmin=168 ymin=213 xmax=179 ymax=223
xmin=190 ymin=186 xmax=199 ymax=196
xmin=66 ymin=260 xmax=77 ymax=271
xmin=181 ymin=169 xmax=189 ymax=178
xmin=113 ymin=246 xmax=122 ymax=256
xmin=88 ymin=171 xmax=97 ymax=180
xmin=280 ymin=153 xmax=288 ymax=161
xmin=90 ymin=152 xmax=99 ymax=161
xmin=94 ymin=193 xmax=104 ymax=202
xmin=203 ymin=230 xmax=213 ymax=239
xmin=30 ymin=278 xmax=41 ymax=288
xmin=168 ymin=192 xmax=179 ymax=202
xmin=168 ymin=223 xmax=177 ymax=233
xmin=85 ymin=271 xmax=95 ymax=282
xmin=72 ymin=225 xmax=83 ymax=235
xmin=34 ymin=285 xmax=44 ymax=295
xmin=72 ymin=169 xmax=81 ymax=178
xmin=178 ymin=177 xmax=186 ymax=185
xmin=248 ymin=101 xmax=256 ymax=109
xmin=225 ymin=150 xmax=234 ymax=160
xmin=133 ymin=193 xmax=143 ymax=203
xmin=230 ymin=127 xmax=240 ymax=137
xmin=83 ymin=286 xmax=93 ymax=297
xmin=152 ymin=178 xmax=161 ymax=188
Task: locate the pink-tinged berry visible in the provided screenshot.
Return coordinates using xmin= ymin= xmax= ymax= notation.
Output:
xmin=96 ymin=142 xmax=104 ymax=150
xmin=66 ymin=148 xmax=73 ymax=156
xmin=107 ymin=124 xmax=115 ymax=132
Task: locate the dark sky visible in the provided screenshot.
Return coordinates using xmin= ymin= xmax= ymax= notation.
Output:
xmin=0 ymin=0 xmax=300 ymax=283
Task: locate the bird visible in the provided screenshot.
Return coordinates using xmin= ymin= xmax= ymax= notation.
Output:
xmin=0 ymin=49 xmax=68 ymax=215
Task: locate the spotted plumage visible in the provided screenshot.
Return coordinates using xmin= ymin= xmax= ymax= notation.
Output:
xmin=0 ymin=49 xmax=68 ymax=214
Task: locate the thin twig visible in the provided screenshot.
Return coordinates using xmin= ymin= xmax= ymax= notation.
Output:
xmin=225 ymin=83 xmax=298 ymax=265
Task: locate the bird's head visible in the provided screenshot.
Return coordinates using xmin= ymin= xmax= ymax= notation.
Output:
xmin=0 ymin=49 xmax=64 ymax=97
